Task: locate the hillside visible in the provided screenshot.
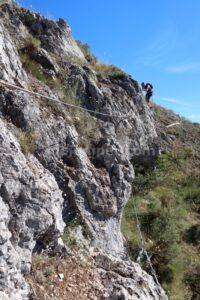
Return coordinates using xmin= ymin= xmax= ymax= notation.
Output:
xmin=122 ymin=106 xmax=200 ymax=300
xmin=0 ymin=1 xmax=199 ymax=300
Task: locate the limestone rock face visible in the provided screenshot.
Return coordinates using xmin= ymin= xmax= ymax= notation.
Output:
xmin=0 ymin=2 xmax=167 ymax=300
xmin=30 ymin=48 xmax=59 ymax=74
xmin=0 ymin=1 xmax=85 ymax=64
xmin=96 ymin=254 xmax=167 ymax=300
xmin=0 ymin=22 xmax=27 ymax=85
xmin=0 ymin=119 xmax=65 ymax=299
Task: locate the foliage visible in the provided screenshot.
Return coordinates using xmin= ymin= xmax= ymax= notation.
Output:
xmin=62 ymin=216 xmax=90 ymax=247
xmin=20 ymin=53 xmax=46 ymax=81
xmin=184 ymin=224 xmax=200 ymax=245
xmin=76 ymin=40 xmax=97 ymax=64
xmin=20 ymin=13 xmax=36 ymax=27
xmin=19 ymin=130 xmax=37 ymax=156
xmin=20 ymin=53 xmax=63 ymax=90
xmin=20 ymin=48 xmax=99 ymax=147
xmin=184 ymin=269 xmax=200 ymax=299
xmin=19 ymin=34 xmax=62 ymax=88
xmin=62 ymin=217 xmax=81 ymax=246
xmin=21 ymin=34 xmax=41 ymax=53
xmin=122 ymin=147 xmax=200 ymax=299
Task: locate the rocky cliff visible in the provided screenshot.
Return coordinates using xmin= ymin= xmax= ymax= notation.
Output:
xmin=0 ymin=2 xmax=167 ymax=299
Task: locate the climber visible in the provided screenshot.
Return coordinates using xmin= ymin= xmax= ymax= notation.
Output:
xmin=141 ymin=82 xmax=153 ymax=103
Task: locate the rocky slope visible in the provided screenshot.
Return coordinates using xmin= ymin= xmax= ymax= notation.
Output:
xmin=0 ymin=2 xmax=167 ymax=299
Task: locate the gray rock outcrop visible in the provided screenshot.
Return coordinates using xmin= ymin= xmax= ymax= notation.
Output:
xmin=0 ymin=22 xmax=27 ymax=85
xmin=96 ymin=254 xmax=167 ymax=300
xmin=0 ymin=2 xmax=167 ymax=299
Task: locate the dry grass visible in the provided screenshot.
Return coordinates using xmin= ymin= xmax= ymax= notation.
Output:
xmin=19 ymin=130 xmax=38 ymax=156
xmin=93 ymin=63 xmax=125 ymax=78
xmin=76 ymin=40 xmax=97 ymax=65
xmin=27 ymin=253 xmax=105 ymax=300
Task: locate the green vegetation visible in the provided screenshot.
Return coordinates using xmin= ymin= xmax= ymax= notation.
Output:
xmin=19 ymin=34 xmax=62 ymax=89
xmin=185 ymin=269 xmax=200 ymax=297
xmin=63 ymin=216 xmax=90 ymax=247
xmin=20 ymin=35 xmax=125 ymax=89
xmin=62 ymin=223 xmax=77 ymax=247
xmin=122 ymin=147 xmax=200 ymax=300
xmin=22 ymin=34 xmax=41 ymax=53
xmin=76 ymin=40 xmax=97 ymax=65
xmin=19 ymin=130 xmax=37 ymax=156
xmin=20 ymin=51 xmax=64 ymax=91
xmin=20 ymin=42 xmax=99 ymax=146
xmin=19 ymin=34 xmax=48 ymax=83
xmin=20 ymin=12 xmax=36 ymax=27
xmin=20 ymin=53 xmax=47 ymax=82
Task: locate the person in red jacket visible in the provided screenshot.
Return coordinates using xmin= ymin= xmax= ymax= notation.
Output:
xmin=141 ymin=82 xmax=153 ymax=103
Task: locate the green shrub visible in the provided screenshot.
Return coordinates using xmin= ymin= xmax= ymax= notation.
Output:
xmin=63 ymin=217 xmax=89 ymax=247
xmin=62 ymin=227 xmax=76 ymax=247
xmin=19 ymin=34 xmax=55 ymax=84
xmin=21 ymin=34 xmax=41 ymax=53
xmin=184 ymin=187 xmax=200 ymax=211
xmin=184 ymin=269 xmax=200 ymax=299
xmin=185 ymin=271 xmax=200 ymax=286
xmin=20 ymin=13 xmax=36 ymax=27
xmin=184 ymin=225 xmax=200 ymax=245
xmin=20 ymin=52 xmax=63 ymax=90
xmin=20 ymin=53 xmax=46 ymax=81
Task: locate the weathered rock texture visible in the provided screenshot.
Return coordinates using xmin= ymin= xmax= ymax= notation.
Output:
xmin=0 ymin=2 xmax=167 ymax=299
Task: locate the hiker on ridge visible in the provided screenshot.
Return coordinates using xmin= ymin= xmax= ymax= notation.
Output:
xmin=141 ymin=82 xmax=153 ymax=103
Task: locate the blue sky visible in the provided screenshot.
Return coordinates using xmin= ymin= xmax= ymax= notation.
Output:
xmin=19 ymin=0 xmax=200 ymax=122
